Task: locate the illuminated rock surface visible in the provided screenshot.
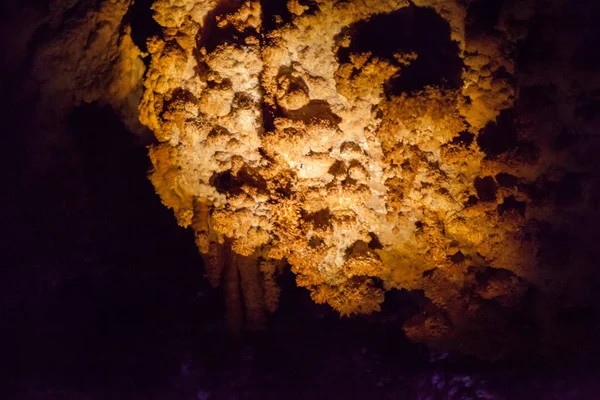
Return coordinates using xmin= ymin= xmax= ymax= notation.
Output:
xmin=137 ymin=0 xmax=582 ymax=355
xmin=4 ymin=0 xmax=600 ymax=375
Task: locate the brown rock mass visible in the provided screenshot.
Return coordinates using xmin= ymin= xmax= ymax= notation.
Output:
xmin=134 ymin=0 xmax=599 ymax=356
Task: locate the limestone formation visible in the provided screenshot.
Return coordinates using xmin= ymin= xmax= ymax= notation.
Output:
xmin=12 ymin=0 xmax=599 ymax=359
xmin=137 ymin=0 xmax=542 ymax=339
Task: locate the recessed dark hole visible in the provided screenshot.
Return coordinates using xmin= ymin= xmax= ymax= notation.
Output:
xmin=415 ymin=221 xmax=423 ymax=230
xmin=257 ymin=147 xmax=270 ymax=160
xmin=302 ymin=208 xmax=333 ymax=230
xmin=495 ymin=173 xmax=519 ymax=187
xmin=211 ymin=171 xmax=238 ymax=195
xmin=308 ymin=236 xmax=324 ymax=248
xmin=210 ymin=167 xmax=267 ymax=195
xmin=492 ymin=66 xmax=516 ymax=85
xmin=475 ymin=176 xmax=497 ymax=202
xmin=345 ymin=240 xmax=371 ymax=259
xmin=287 ymin=78 xmax=309 ymax=95
xmin=422 ymin=268 xmax=436 ymax=278
xmin=368 ymin=232 xmax=383 ymax=250
xmin=340 ymin=141 xmax=363 ymax=154
xmin=273 ymin=172 xmax=296 ymax=198
xmin=337 ymin=5 xmax=463 ymax=96
xmin=260 ymin=0 xmax=292 ymax=34
xmin=286 ymin=100 xmax=342 ymax=125
xmin=162 ymin=88 xmax=197 ymax=110
xmin=298 ymin=0 xmax=319 ymax=15
xmin=262 ymin=103 xmax=277 ymax=133
xmin=371 ymin=276 xmax=386 ymax=291
xmin=234 ymin=92 xmax=257 ymax=109
xmin=465 ymin=195 xmax=479 ymax=207
xmin=449 ymin=251 xmax=465 ymax=264
xmin=328 ymin=160 xmax=347 ymax=176
xmin=342 ymin=176 xmax=358 ymax=186
xmin=465 ymin=0 xmax=504 ymax=36
xmin=451 ymin=131 xmax=475 ymax=147
xmin=123 ymin=0 xmax=162 ymax=54
xmin=477 ymin=108 xmax=518 ymax=158
xmin=497 ymin=196 xmax=526 ymax=216
xmin=198 ymin=0 xmax=247 ymax=53
xmin=238 ymin=167 xmax=268 ymax=192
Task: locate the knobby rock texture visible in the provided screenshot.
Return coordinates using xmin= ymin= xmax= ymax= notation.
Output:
xmin=13 ymin=0 xmax=600 ymax=360
xmin=139 ymin=0 xmax=597 ymax=356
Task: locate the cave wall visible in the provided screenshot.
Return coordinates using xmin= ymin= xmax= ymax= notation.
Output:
xmin=4 ymin=0 xmax=600 ymax=362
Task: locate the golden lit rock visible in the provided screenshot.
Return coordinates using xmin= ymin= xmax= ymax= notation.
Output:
xmin=138 ymin=0 xmax=544 ymax=340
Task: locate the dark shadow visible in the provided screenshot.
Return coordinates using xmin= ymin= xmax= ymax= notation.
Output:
xmin=474 ymin=176 xmax=497 ymax=202
xmin=497 ymin=196 xmax=526 ymax=216
xmin=260 ymin=0 xmax=292 ymax=34
xmin=198 ymin=0 xmax=248 ymax=53
xmin=4 ymin=103 xmax=221 ymax=394
xmin=210 ymin=166 xmax=268 ymax=195
xmin=477 ymin=108 xmax=518 ymax=158
xmin=465 ymin=0 xmax=504 ymax=36
xmin=124 ymin=0 xmax=163 ymax=53
xmin=451 ymin=131 xmax=475 ymax=147
xmin=337 ymin=5 xmax=463 ymax=96
xmin=495 ymin=172 xmax=519 ymax=187
xmin=301 ymin=208 xmax=333 ymax=230
xmin=285 ymin=100 xmax=342 ymax=124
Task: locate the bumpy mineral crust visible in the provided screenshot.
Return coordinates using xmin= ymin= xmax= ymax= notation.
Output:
xmin=139 ymin=0 xmax=554 ymax=341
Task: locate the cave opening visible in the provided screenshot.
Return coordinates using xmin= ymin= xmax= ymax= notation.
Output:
xmin=337 ymin=5 xmax=464 ymax=96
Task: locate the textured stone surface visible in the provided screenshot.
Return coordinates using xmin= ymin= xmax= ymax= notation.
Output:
xmin=10 ymin=0 xmax=598 ymax=359
xmin=137 ymin=0 xmax=539 ymax=341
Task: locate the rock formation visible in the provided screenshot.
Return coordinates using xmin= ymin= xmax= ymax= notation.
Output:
xmin=137 ymin=0 xmax=542 ymax=345
xmin=15 ymin=0 xmax=599 ymax=359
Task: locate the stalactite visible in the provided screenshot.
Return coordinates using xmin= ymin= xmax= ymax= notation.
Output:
xmin=223 ymin=241 xmax=243 ymax=335
xmin=260 ymin=260 xmax=283 ymax=314
xmin=238 ymin=253 xmax=267 ymax=330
